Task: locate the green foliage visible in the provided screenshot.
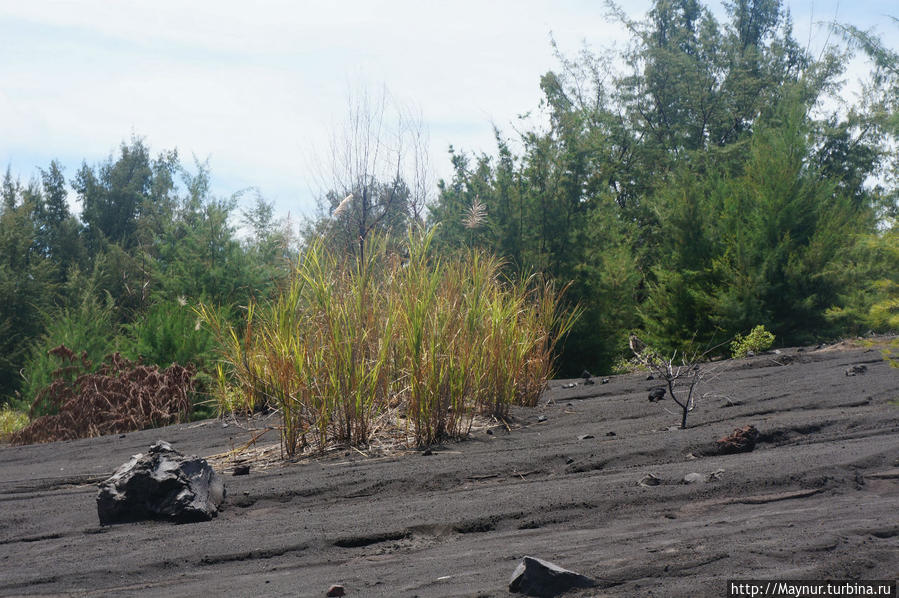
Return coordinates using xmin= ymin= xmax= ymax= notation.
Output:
xmin=830 ymin=225 xmax=899 ymax=333
xmin=868 ymin=291 xmax=899 ymax=331
xmin=201 ymin=231 xmax=577 ymax=455
xmin=640 ymin=95 xmax=868 ymax=351
xmin=121 ymin=298 xmax=216 ymax=368
xmin=0 ymin=182 xmax=58 ymax=403
xmin=119 ymin=298 xmax=225 ymax=420
xmin=427 ymin=0 xmax=887 ymax=372
xmin=638 ymin=168 xmax=722 ymax=355
xmin=731 ymin=325 xmax=776 ymax=358
xmin=155 ymin=165 xmax=287 ymax=308
xmin=18 ymin=284 xmax=119 ymax=415
xmin=0 ymin=404 xmax=29 ymax=442
xmin=74 ymin=137 xmax=178 ymax=252
xmin=713 ymin=100 xmax=861 ymax=343
xmin=882 ymin=338 xmax=899 ymax=370
xmin=1 ymin=140 xmax=291 ymax=417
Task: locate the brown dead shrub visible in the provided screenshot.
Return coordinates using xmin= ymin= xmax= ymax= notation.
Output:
xmin=10 ymin=345 xmax=194 ymax=445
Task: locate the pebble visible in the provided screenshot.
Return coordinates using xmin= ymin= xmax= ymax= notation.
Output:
xmin=638 ymin=473 xmax=662 ymax=487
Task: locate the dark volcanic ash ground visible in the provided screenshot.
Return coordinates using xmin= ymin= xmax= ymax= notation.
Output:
xmin=1 ymin=342 xmax=897 ymax=597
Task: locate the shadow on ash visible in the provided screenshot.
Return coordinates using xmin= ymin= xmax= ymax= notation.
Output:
xmin=96 ymin=440 xmax=225 ymax=525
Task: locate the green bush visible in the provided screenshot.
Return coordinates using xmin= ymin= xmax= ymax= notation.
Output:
xmin=18 ymin=290 xmax=119 ymax=415
xmin=0 ymin=404 xmax=29 ymax=442
xmin=121 ymin=297 xmax=217 ymax=367
xmin=731 ymin=325 xmax=776 ymax=358
xmin=120 ymin=297 xmax=220 ymax=420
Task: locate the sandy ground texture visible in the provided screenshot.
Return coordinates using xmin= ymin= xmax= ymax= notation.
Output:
xmin=1 ymin=342 xmax=898 ymax=597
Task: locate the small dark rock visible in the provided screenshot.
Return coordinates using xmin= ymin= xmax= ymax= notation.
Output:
xmin=422 ymin=448 xmax=433 ymax=456
xmin=232 ymin=465 xmax=250 ymax=476
xmin=605 ymin=431 xmax=616 ymax=437
xmin=716 ymin=425 xmax=759 ymax=455
xmin=601 ymin=377 xmax=610 ymax=384
xmin=648 ymin=386 xmax=666 ymax=402
xmin=509 ymin=555 xmax=596 ymax=597
xmin=561 ymin=382 xmax=577 ymax=389
xmin=97 ymin=441 xmax=225 ymax=525
xmin=537 ymin=415 xmax=547 ymax=422
xmin=578 ymin=434 xmax=595 ymax=440
xmin=486 ymin=429 xmax=494 ymax=435
xmin=326 ymin=584 xmax=346 ymax=597
xmin=646 ymin=374 xmax=654 ymax=380
xmin=845 ymin=364 xmax=868 ymax=376
xmin=565 ymin=457 xmax=574 ymax=465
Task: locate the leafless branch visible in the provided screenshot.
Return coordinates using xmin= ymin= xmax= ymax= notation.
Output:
xmin=311 ymin=83 xmax=433 ymax=258
xmin=630 ymin=335 xmax=729 ymax=429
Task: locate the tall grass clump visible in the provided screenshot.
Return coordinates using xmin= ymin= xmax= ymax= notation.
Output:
xmin=201 ymin=229 xmax=577 ymax=457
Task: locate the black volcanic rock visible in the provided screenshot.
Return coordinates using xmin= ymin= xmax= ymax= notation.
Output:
xmin=509 ymin=555 xmax=596 ymax=597
xmin=97 ymin=441 xmax=225 ymax=525
xmin=648 ymin=386 xmax=666 ymax=402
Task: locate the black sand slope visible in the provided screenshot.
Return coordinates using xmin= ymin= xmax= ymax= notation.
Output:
xmin=2 ymin=343 xmax=897 ymax=597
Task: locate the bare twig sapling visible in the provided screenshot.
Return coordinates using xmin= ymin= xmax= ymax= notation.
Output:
xmin=629 ymin=335 xmax=724 ymax=429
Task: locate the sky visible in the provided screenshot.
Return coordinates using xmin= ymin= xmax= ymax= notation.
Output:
xmin=0 ymin=0 xmax=894 ymax=222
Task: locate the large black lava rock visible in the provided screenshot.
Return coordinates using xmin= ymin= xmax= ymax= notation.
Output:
xmin=509 ymin=556 xmax=597 ymax=597
xmin=97 ymin=441 xmax=225 ymax=525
